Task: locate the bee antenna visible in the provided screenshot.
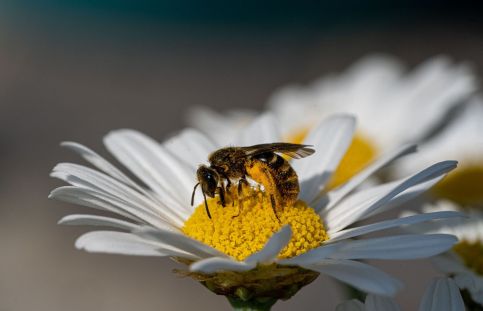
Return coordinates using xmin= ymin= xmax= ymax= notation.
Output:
xmin=191 ymin=183 xmax=200 ymax=206
xmin=202 ymin=191 xmax=212 ymax=219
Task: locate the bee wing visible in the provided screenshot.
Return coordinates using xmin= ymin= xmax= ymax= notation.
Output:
xmin=241 ymin=143 xmax=315 ymax=159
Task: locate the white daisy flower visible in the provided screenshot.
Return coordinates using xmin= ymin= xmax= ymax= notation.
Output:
xmin=394 ymin=97 xmax=483 ymax=207
xmin=50 ymin=114 xmax=460 ymax=308
xmin=187 ymin=55 xmax=477 ymax=188
xmin=336 ymin=277 xmax=464 ymax=311
xmin=404 ymin=200 xmax=483 ymax=306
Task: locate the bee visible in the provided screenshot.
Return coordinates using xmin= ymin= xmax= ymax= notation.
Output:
xmin=191 ymin=143 xmax=315 ymax=219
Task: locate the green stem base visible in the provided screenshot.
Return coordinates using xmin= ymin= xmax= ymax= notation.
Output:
xmin=227 ymin=297 xmax=278 ymax=311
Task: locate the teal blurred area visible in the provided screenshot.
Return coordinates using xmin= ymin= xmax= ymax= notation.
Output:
xmin=1 ymin=0 xmax=482 ymax=31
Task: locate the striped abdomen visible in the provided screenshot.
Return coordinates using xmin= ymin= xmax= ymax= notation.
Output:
xmin=246 ymin=152 xmax=300 ymax=208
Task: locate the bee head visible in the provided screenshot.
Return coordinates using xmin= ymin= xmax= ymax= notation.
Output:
xmin=196 ymin=165 xmax=219 ymax=197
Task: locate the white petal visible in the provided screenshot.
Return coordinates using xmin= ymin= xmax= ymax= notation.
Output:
xmin=329 ymin=234 xmax=457 ymax=260
xmin=163 ymin=128 xmax=217 ymax=171
xmin=50 ymin=185 xmax=179 ymax=230
xmin=245 ymin=226 xmax=292 ymax=265
xmin=392 ymin=57 xmax=476 ymax=144
xmin=324 ymin=161 xmax=457 ymax=233
xmin=293 ymin=115 xmax=356 ymax=202
xmin=329 ymin=211 xmax=463 ymax=242
xmin=51 ymin=163 xmax=186 ymax=225
xmin=186 ymin=105 xmax=256 ymax=146
xmin=58 ymin=214 xmax=140 ymax=230
xmin=50 ymin=186 xmax=169 ymax=229
xmin=234 ymin=113 xmax=281 ymax=146
xmin=394 ymin=98 xmax=483 ymax=177
xmin=419 ymin=277 xmax=465 ymax=311
xmin=306 ymin=259 xmax=403 ymax=296
xmin=365 ymin=294 xmax=401 ymax=311
xmin=190 ymin=257 xmax=255 ymax=273
xmin=368 ymin=176 xmax=444 ymax=218
xmin=432 ymin=252 xmax=468 ymax=274
xmin=103 ymin=129 xmax=195 ymax=212
xmin=162 ymin=128 xmax=218 ymax=206
xmin=134 ymin=226 xmax=227 ymax=259
xmin=319 ymin=144 xmax=417 ymax=213
xmin=75 ymin=231 xmax=187 ymax=257
xmin=336 ymin=299 xmax=364 ymax=311
xmin=277 ymin=243 xmax=341 ymax=266
xmin=453 ymin=273 xmax=483 ymax=304
xmin=61 ymin=141 xmax=143 ymax=190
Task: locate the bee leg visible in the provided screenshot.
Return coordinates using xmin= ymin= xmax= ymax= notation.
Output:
xmin=225 ymin=175 xmax=231 ymax=188
xmin=237 ymin=178 xmax=249 ymax=201
xmin=270 ymin=194 xmax=280 ymax=222
xmin=202 ymin=191 xmax=212 ymax=219
xmin=217 ymin=186 xmax=226 ymax=207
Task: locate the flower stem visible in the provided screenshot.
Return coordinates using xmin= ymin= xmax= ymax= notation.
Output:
xmin=227 ymin=296 xmax=278 ymax=311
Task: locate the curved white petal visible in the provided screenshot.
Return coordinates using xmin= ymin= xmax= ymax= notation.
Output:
xmin=190 ymin=257 xmax=255 ymax=274
xmin=320 ymin=144 xmax=417 ymax=212
xmin=277 ymin=243 xmax=341 ymax=266
xmin=294 ymin=115 xmax=356 ymax=202
xmin=186 ymin=105 xmax=256 ymax=146
xmin=163 ymin=128 xmax=217 ymax=171
xmin=162 ymin=128 xmax=218 ymax=206
xmin=50 ymin=186 xmax=178 ymax=230
xmin=76 ymin=231 xmax=192 ymax=258
xmin=395 ymin=98 xmax=483 ymax=177
xmin=306 ymin=259 xmax=403 ymax=296
xmin=234 ymin=113 xmax=281 ymax=146
xmin=245 ymin=226 xmax=292 ymax=265
xmin=133 ymin=226 xmax=227 ymax=259
xmin=103 ymin=129 xmax=194 ymax=213
xmin=329 ymin=234 xmax=457 ymax=260
xmin=432 ymin=252 xmax=468 ymax=274
xmin=453 ymin=273 xmax=483 ymax=305
xmin=418 ymin=277 xmax=465 ymax=311
xmin=50 ymin=163 xmax=186 ymax=226
xmin=324 ymin=161 xmax=457 ymax=233
xmin=329 ymin=211 xmax=463 ymax=242
xmin=368 ymin=176 xmax=445 ymax=218
xmin=58 ymin=214 xmax=140 ymax=231
xmin=388 ymin=57 xmax=476 ymax=144
xmin=61 ymin=141 xmax=142 ymax=188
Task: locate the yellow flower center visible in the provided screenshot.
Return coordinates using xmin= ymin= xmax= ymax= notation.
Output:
xmin=286 ymin=128 xmax=378 ymax=189
xmin=453 ymin=240 xmax=483 ymax=276
xmin=182 ymin=187 xmax=329 ymax=261
xmin=432 ymin=165 xmax=483 ymax=207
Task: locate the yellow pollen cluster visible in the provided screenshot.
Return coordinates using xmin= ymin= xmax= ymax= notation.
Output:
xmin=182 ymin=188 xmax=329 ymax=261
xmin=453 ymin=240 xmax=483 ymax=276
xmin=432 ymin=165 xmax=483 ymax=206
xmin=286 ymin=128 xmax=378 ymax=189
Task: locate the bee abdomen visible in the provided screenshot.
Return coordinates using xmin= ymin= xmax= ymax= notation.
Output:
xmin=251 ymin=153 xmax=301 ymax=206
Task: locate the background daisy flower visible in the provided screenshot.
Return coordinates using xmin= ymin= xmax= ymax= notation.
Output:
xmin=403 ymin=200 xmax=483 ymax=306
xmin=394 ymin=97 xmax=483 ymax=207
xmin=51 ymin=114 xmax=461 ymax=309
xmin=336 ymin=277 xmax=464 ymax=311
xmin=187 ymin=55 xmax=477 ymax=188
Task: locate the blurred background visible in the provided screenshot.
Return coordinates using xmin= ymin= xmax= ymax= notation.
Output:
xmin=0 ymin=1 xmax=482 ymax=310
